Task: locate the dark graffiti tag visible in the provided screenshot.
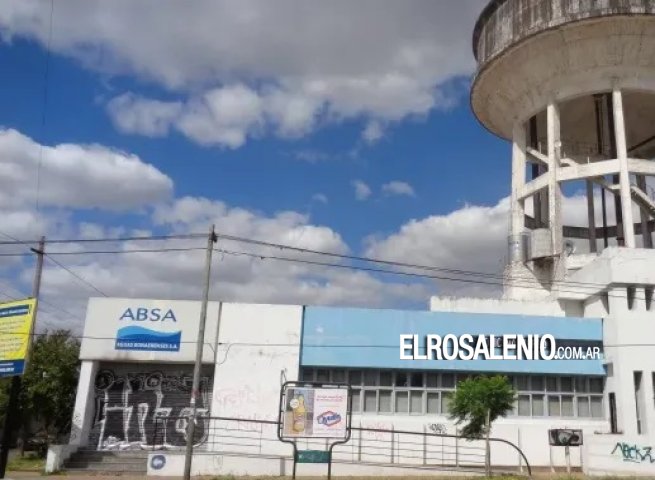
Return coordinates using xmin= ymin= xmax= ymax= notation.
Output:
xmin=90 ymin=367 xmax=213 ymax=451
xmin=612 ymin=442 xmax=655 ymax=464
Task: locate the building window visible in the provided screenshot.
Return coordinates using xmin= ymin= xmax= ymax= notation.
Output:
xmin=518 ymin=395 xmax=531 ymax=416
xmin=395 ymin=391 xmax=409 ymax=413
xmin=300 ymin=368 xmax=604 ymax=418
xmin=548 ymin=396 xmax=561 ymax=416
xmin=363 ymin=390 xmax=377 ymax=412
xmin=316 ymin=369 xmax=329 ymax=383
xmin=351 ymin=389 xmax=361 ymax=413
xmin=379 ymin=391 xmax=392 ymax=413
xmin=427 ymin=392 xmax=439 ymax=414
xmin=410 ymin=391 xmax=423 ymax=414
xmin=364 ymin=370 xmax=378 ymax=386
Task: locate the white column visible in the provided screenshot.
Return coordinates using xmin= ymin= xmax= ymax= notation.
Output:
xmin=547 ymin=102 xmax=563 ymax=256
xmin=612 ymin=89 xmax=636 ymax=248
xmin=69 ymin=360 xmax=98 ymax=446
xmin=510 ymin=122 xmax=527 ymax=262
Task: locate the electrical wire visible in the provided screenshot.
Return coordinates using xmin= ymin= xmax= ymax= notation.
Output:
xmin=0 ymin=231 xmax=652 ymax=299
xmin=0 ymin=329 xmax=650 ymax=350
xmin=45 ymin=253 xmax=108 ymax=297
xmin=0 ymin=233 xmax=204 ymax=246
xmin=0 ymin=241 xmax=631 ymax=298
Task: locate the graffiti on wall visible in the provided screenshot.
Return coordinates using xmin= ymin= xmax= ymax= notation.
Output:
xmin=612 ymin=442 xmax=655 ymax=464
xmin=427 ymin=423 xmax=448 ymax=435
xmin=90 ymin=366 xmax=213 ymax=450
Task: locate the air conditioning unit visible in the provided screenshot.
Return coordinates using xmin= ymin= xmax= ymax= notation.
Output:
xmin=529 ymin=229 xmax=554 ymax=260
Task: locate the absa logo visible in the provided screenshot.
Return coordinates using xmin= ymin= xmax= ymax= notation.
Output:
xmin=119 ymin=308 xmax=177 ymax=322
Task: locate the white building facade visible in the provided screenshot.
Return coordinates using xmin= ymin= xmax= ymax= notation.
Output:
xmin=62 ymin=289 xmax=655 ymax=476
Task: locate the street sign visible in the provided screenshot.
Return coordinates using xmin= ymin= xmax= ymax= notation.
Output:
xmin=296 ymin=450 xmax=331 ymax=464
xmin=0 ymin=299 xmax=37 ymax=377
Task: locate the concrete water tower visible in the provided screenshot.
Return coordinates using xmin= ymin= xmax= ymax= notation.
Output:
xmin=471 ymin=0 xmax=655 ymax=300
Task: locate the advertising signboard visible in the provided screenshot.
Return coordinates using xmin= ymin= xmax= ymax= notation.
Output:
xmin=278 ymin=382 xmax=351 ymax=478
xmin=281 ymin=385 xmax=349 ymax=439
xmin=0 ymin=298 xmax=37 ymax=377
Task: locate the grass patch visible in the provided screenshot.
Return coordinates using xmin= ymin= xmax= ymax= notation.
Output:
xmin=7 ymin=453 xmax=45 ymax=472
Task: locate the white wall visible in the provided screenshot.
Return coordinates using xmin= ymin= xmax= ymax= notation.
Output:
xmin=69 ymin=360 xmax=98 ymax=446
xmin=584 ymin=434 xmax=655 ymax=476
xmin=430 ymin=296 xmax=565 ymax=317
xmin=207 ymin=303 xmax=303 ymax=456
xmin=603 ymin=286 xmax=655 ymax=438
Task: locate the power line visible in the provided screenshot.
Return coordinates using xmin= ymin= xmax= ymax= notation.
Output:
xmin=0 ymin=328 xmax=650 ymax=350
xmin=213 ymin=247 xmax=651 ymax=301
xmin=0 ymin=243 xmax=645 ymax=299
xmin=0 ymin=233 xmax=204 ymax=246
xmin=45 ymin=253 xmax=108 ymax=297
xmin=0 ymin=231 xmax=649 ymax=299
xmin=212 ymin=232 xmax=618 ymax=291
xmin=0 ymin=232 xmax=622 ymax=294
xmin=0 ymin=280 xmax=84 ymax=324
xmin=0 ymin=246 xmax=206 ymax=257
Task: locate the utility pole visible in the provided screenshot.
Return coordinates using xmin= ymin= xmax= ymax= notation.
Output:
xmin=183 ymin=226 xmax=217 ymax=480
xmin=0 ymin=236 xmax=45 ymax=478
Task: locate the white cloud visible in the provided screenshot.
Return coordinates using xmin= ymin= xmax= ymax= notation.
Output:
xmin=0 ymin=128 xmax=173 ymax=210
xmin=3 ymin=194 xmax=432 ymax=333
xmin=363 ymin=192 xmax=617 ymax=297
xmin=312 ymin=193 xmax=328 ymax=204
xmin=293 ymin=150 xmax=331 ymax=163
xmin=365 ymin=197 xmax=510 ymax=296
xmin=0 ymin=1 xmax=483 ymax=147
xmin=352 ymin=180 xmax=372 ymax=201
xmin=106 ymin=93 xmax=182 ymax=137
xmin=108 ymin=85 xmax=324 ymax=149
xmin=362 ymin=121 xmax=384 ymax=144
xmin=382 ymin=181 xmax=416 ymax=197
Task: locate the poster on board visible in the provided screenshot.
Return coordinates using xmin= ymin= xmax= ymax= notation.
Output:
xmin=281 ymin=385 xmax=349 ymax=439
xmin=0 ymin=298 xmax=37 ymax=377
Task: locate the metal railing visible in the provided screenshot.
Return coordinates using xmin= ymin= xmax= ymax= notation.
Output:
xmin=151 ymin=415 xmax=531 ymax=476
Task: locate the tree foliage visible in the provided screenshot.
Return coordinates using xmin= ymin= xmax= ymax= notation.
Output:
xmin=0 ymin=330 xmax=80 ymax=442
xmin=448 ymin=375 xmax=516 ymax=439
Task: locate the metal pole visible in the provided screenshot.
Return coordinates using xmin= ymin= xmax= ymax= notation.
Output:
xmin=183 ymin=225 xmax=216 ymax=480
xmin=565 ymin=445 xmax=571 ymax=474
xmin=0 ymin=236 xmax=45 ymax=478
xmin=485 ymin=409 xmax=491 ymax=477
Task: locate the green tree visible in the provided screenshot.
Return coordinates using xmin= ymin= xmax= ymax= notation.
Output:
xmin=0 ymin=330 xmax=81 ymax=455
xmin=449 ymin=375 xmax=516 ymax=476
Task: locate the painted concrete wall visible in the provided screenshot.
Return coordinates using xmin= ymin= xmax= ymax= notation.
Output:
xmin=70 ymin=360 xmax=98 ymax=446
xmin=207 ymin=303 xmax=303 ymax=456
xmin=430 ymin=296 xmax=565 ymax=317
xmin=584 ymin=434 xmax=655 ymax=475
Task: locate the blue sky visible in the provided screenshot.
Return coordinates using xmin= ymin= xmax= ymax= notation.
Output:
xmin=1 ymin=38 xmax=509 ymax=243
xmin=0 ymin=0 xmax=523 ymax=331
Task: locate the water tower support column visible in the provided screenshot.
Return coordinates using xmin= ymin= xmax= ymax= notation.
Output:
xmin=547 ymin=102 xmax=563 ymax=256
xmin=510 ymin=121 xmax=527 ymax=260
xmin=612 ymin=89 xmax=636 ymax=248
